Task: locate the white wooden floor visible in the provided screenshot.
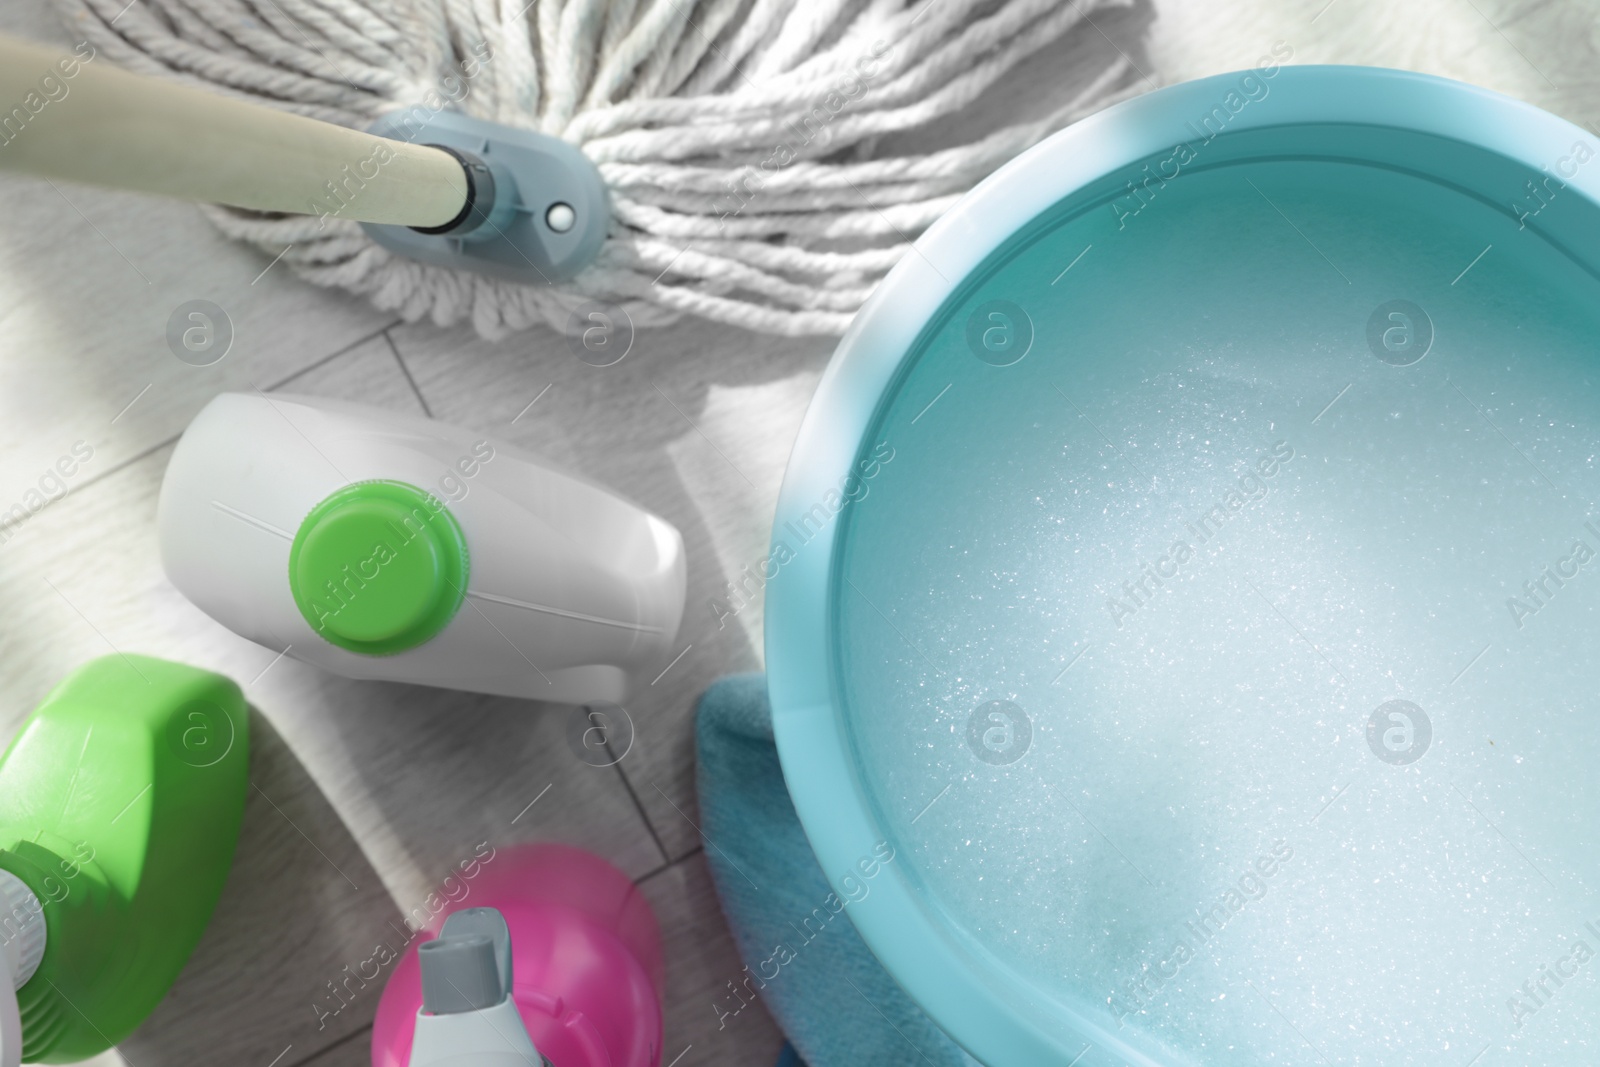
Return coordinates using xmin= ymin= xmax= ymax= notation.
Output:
xmin=0 ymin=8 xmax=812 ymax=1056
xmin=0 ymin=1 xmax=1591 ymax=1065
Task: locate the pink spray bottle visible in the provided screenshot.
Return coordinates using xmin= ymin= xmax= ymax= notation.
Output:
xmin=371 ymin=844 xmax=665 ymax=1067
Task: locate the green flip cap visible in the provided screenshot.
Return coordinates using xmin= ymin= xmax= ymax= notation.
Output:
xmin=288 ymin=480 xmax=469 ymax=655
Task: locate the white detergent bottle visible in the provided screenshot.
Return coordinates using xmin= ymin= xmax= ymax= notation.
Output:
xmin=410 ymin=908 xmax=546 ymax=1067
xmin=158 ymin=393 xmax=686 ymax=704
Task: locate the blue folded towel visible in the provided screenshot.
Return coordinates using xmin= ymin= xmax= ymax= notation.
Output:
xmin=694 ymin=674 xmax=980 ymax=1067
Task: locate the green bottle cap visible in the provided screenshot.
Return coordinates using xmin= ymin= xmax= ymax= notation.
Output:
xmin=288 ymin=480 xmax=469 ymax=655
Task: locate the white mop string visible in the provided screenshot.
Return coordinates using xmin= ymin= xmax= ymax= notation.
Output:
xmin=53 ymin=0 xmax=1140 ymax=338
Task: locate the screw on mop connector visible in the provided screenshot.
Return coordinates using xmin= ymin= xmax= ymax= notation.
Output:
xmin=361 ymin=111 xmax=607 ymax=286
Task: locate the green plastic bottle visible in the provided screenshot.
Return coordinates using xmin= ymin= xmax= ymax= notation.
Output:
xmin=0 ymin=655 xmax=248 ymax=1063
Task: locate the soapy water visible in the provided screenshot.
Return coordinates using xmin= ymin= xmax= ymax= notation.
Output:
xmin=833 ymin=157 xmax=1600 ymax=1065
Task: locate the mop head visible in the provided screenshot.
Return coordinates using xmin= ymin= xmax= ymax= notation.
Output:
xmin=52 ymin=0 xmax=1140 ymax=338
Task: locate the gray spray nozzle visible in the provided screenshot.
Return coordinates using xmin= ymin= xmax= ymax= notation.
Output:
xmin=419 ymin=908 xmax=514 ymax=1015
xmin=408 ymin=906 xmax=547 ymax=1067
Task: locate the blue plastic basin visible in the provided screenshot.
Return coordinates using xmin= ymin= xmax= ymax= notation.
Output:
xmin=768 ymin=66 xmax=1600 ymax=1066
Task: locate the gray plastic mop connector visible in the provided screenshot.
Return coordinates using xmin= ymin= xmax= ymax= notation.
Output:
xmin=361 ymin=110 xmax=607 ymax=285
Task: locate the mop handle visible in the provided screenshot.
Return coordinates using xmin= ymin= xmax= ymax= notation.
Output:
xmin=0 ymin=33 xmax=467 ymax=228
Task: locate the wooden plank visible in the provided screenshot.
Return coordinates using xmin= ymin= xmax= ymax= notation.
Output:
xmin=287 ymin=854 xmax=795 ymax=1067
xmin=120 ymin=707 xmax=404 ymax=1065
xmin=0 ymin=73 xmax=396 ymax=521
xmin=388 ymin=318 xmax=833 ymax=859
xmin=295 ymin=1028 xmax=373 ymax=1067
xmin=638 ymin=851 xmax=786 ymax=1067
